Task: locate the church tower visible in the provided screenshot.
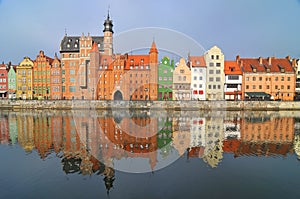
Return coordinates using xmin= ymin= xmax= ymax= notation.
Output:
xmin=149 ymin=41 xmax=158 ymax=100
xmin=103 ymin=12 xmax=114 ymax=56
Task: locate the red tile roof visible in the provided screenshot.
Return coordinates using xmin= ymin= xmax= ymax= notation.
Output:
xmin=239 ymin=57 xmax=294 ymax=73
xmin=124 ymin=55 xmax=150 ymax=70
xmin=90 ymin=42 xmax=99 ymax=53
xmin=189 ymin=56 xmax=206 ymax=67
xmin=224 ymin=61 xmax=243 ymax=75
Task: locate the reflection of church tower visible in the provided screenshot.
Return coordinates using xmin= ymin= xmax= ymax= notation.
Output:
xmin=103 ymin=12 xmax=114 ymax=56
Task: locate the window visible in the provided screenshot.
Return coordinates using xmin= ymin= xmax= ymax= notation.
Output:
xmin=194 ymin=76 xmax=197 ymax=80
xmin=180 ymin=69 xmax=184 ymax=73
xmin=70 ymin=78 xmax=75 ymax=83
xmin=211 ymin=55 xmax=214 ymax=59
xmin=209 ymin=70 xmax=214 ymax=74
xmin=227 ymin=84 xmax=238 ymax=88
xmin=287 ymin=85 xmax=290 ymax=90
xmin=281 ymin=85 xmax=284 ymax=89
xmin=194 ymin=84 xmax=197 ymax=88
xmin=252 ymin=77 xmax=256 ymax=81
xmin=218 ymin=85 xmax=221 ymax=89
xmin=209 ymin=77 xmax=213 ymax=82
xmin=209 ymin=62 xmax=214 ymax=67
xmin=275 ymin=85 xmax=278 ymax=89
xmin=178 ymin=76 xmax=182 ymax=81
xmin=70 ymin=70 xmax=75 ymax=75
xmin=216 ymin=70 xmax=221 ymax=74
xmin=287 ymin=77 xmax=291 ymax=81
xmin=259 ymin=77 xmax=262 ymax=81
xmin=216 ymin=55 xmax=219 ymax=60
xmin=228 ymin=75 xmax=239 ymax=80
xmin=69 ymin=86 xmax=76 ymax=92
xmin=216 ymin=77 xmax=220 ymax=82
xmin=213 ymin=85 xmax=216 ymax=89
xmin=199 ymin=76 xmax=202 ymax=80
xmin=216 ymin=63 xmax=221 ymax=67
xmin=275 ymin=77 xmax=278 ymax=81
xmin=62 ymin=70 xmax=65 ymax=75
xmin=208 ymin=85 xmax=212 ymax=89
xmin=183 ymin=76 xmax=186 ymax=81
xmin=259 ymin=85 xmax=262 ymax=89
xmin=159 ymin=77 xmax=162 ymax=81
xmin=266 ymin=85 xmax=270 ymax=89
xmin=253 ymin=85 xmax=256 ymax=89
xmin=281 ymin=77 xmax=284 ymax=81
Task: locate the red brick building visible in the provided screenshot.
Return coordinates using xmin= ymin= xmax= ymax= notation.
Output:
xmin=0 ymin=62 xmax=8 ymax=99
xmin=50 ymin=54 xmax=62 ymax=99
xmin=59 ymin=14 xmax=113 ymax=100
xmin=97 ymin=41 xmax=158 ymax=100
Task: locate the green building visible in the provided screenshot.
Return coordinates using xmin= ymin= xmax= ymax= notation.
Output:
xmin=7 ymin=63 xmax=16 ymax=99
xmin=158 ymin=57 xmax=174 ymax=100
xmin=157 ymin=116 xmax=173 ymax=158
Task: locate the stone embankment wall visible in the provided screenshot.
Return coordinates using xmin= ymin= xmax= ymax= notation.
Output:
xmin=0 ymin=100 xmax=300 ymax=111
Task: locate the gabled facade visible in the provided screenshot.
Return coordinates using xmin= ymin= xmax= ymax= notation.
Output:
xmin=224 ymin=60 xmax=243 ymax=100
xmin=172 ymin=58 xmax=191 ymax=100
xmin=204 ymin=46 xmax=225 ymax=100
xmin=0 ymin=63 xmax=8 ymax=99
xmin=33 ymin=50 xmax=52 ymax=99
xmin=238 ymin=56 xmax=296 ymax=101
xmin=189 ymin=56 xmax=206 ymax=100
xmin=158 ymin=56 xmax=174 ymax=100
xmin=16 ymin=57 xmax=33 ymax=99
xmin=7 ymin=63 xmax=17 ymax=99
xmin=50 ymin=54 xmax=62 ymax=99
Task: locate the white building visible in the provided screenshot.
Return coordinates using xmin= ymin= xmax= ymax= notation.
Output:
xmin=189 ymin=117 xmax=206 ymax=147
xmin=189 ymin=56 xmax=206 ymax=100
xmin=224 ymin=59 xmax=243 ymax=100
xmin=204 ymin=46 xmax=225 ymax=100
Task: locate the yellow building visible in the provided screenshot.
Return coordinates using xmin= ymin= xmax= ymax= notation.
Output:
xmin=16 ymin=57 xmax=34 ymax=99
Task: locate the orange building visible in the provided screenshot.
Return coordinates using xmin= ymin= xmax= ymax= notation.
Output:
xmin=33 ymin=50 xmax=53 ymax=99
xmin=237 ymin=56 xmax=296 ymax=100
xmin=97 ymin=41 xmax=158 ymax=100
xmin=50 ymin=54 xmax=62 ymax=99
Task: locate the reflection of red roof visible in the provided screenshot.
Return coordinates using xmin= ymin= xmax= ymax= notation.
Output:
xmin=224 ymin=61 xmax=242 ymax=75
xmin=239 ymin=57 xmax=294 ymax=73
xmin=223 ymin=139 xmax=241 ymax=152
xmin=189 ymin=56 xmax=206 ymax=67
xmin=188 ymin=146 xmax=205 ymax=158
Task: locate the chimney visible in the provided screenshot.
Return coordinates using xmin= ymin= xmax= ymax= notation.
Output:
xmin=259 ymin=57 xmax=263 ymax=65
xmin=268 ymin=57 xmax=272 ymax=66
xmin=236 ymin=55 xmax=240 ymax=64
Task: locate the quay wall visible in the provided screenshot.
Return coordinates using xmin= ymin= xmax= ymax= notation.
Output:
xmin=0 ymin=100 xmax=300 ymax=111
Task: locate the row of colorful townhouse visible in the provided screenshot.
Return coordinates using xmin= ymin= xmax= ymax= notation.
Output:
xmin=1 ymin=14 xmax=299 ymax=101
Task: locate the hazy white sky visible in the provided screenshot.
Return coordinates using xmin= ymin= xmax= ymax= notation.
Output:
xmin=0 ymin=0 xmax=300 ymax=64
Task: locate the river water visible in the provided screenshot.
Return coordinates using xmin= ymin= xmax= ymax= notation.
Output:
xmin=0 ymin=110 xmax=300 ymax=199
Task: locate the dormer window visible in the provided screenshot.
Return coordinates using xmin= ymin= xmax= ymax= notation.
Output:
xmin=74 ymin=44 xmax=78 ymax=48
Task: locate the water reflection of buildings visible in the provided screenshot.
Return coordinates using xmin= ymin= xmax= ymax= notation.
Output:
xmin=224 ymin=115 xmax=294 ymax=158
xmin=0 ymin=111 xmax=298 ymax=179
